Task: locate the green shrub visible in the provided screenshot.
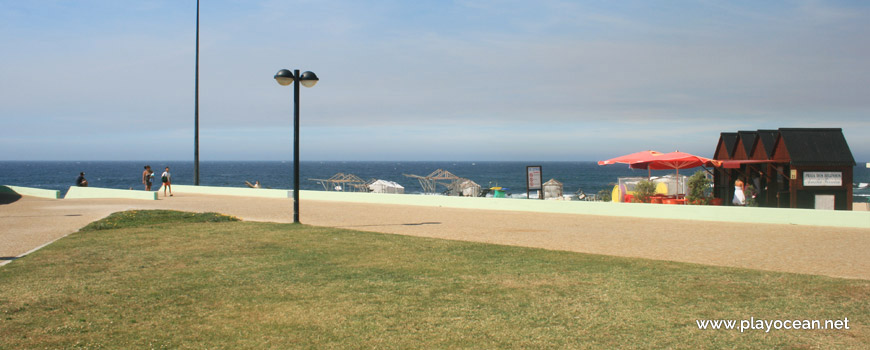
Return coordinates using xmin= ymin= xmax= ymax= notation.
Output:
xmin=596 ymin=184 xmax=614 ymax=202
xmin=687 ymin=170 xmax=712 ymax=205
xmin=633 ymin=180 xmax=657 ymax=203
xmin=744 ymin=184 xmax=758 ymax=207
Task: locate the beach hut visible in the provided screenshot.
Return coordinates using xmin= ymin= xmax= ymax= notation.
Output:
xmin=457 ymin=180 xmax=481 ymax=197
xmin=542 ymin=179 xmax=563 ymax=199
xmin=713 ymin=128 xmax=856 ymax=210
xmin=713 ymin=132 xmax=738 ymax=161
xmin=368 ymin=179 xmax=404 ymax=194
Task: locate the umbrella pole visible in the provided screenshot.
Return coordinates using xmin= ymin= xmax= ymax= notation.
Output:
xmin=676 ymin=168 xmax=681 ymax=197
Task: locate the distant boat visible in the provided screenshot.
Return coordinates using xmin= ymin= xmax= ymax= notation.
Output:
xmin=859 ymin=183 xmax=869 ymax=189
xmin=866 ymin=162 xmax=869 ymax=168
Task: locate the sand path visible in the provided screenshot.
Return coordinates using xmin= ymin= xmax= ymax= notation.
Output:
xmin=2 ymin=194 xmax=868 ymax=280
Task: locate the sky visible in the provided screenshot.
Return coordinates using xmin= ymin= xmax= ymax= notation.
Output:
xmin=1 ymin=0 xmax=868 ymax=161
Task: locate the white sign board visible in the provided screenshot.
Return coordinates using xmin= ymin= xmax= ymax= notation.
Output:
xmin=803 ymin=172 xmax=842 ymax=187
xmin=526 ymin=166 xmax=542 ymax=191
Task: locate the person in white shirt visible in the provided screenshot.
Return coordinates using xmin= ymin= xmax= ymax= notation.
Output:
xmin=161 ymin=167 xmax=173 ymax=197
xmin=732 ymin=179 xmax=746 ymax=206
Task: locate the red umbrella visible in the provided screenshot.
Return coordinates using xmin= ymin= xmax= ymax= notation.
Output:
xmin=597 ymin=150 xmax=663 ymax=166
xmin=599 ymin=150 xmax=667 ymax=181
xmin=628 ymin=151 xmax=722 ymax=196
xmin=600 ymin=151 xmax=721 ymax=197
xmin=628 ymin=151 xmax=721 ymax=171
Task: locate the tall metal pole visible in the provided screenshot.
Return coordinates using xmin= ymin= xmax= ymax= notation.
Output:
xmin=194 ymin=0 xmax=200 ymax=185
xmin=293 ymin=69 xmax=301 ymax=223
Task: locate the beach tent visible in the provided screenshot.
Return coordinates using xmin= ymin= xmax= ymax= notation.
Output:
xmin=457 ymin=180 xmax=481 ymax=197
xmin=368 ymin=179 xmax=404 ymax=194
xmin=542 ymin=179 xmax=563 ymax=199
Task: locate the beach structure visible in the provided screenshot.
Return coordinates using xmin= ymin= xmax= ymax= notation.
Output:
xmin=609 ymin=176 xmax=684 ymax=203
xmin=403 ymin=169 xmax=467 ymax=195
xmin=457 ymin=179 xmax=481 ymax=197
xmin=599 ymin=151 xmax=719 ymax=202
xmin=368 ymin=179 xmax=405 ymax=194
xmin=542 ymin=179 xmax=563 ymax=199
xmin=309 ymin=173 xmax=368 ymax=192
xmin=713 ymin=128 xmax=856 ymax=210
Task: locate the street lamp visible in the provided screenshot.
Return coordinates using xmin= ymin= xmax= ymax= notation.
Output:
xmin=274 ymin=69 xmax=319 ymax=224
xmin=194 ymin=0 xmax=200 ymax=186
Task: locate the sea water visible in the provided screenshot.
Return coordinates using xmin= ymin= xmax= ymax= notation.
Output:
xmin=1 ymin=161 xmax=868 ymax=201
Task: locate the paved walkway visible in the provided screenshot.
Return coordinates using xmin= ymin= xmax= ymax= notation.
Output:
xmin=2 ymin=194 xmax=869 ymax=280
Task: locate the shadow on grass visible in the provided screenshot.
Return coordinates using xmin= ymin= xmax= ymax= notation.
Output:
xmin=0 ymin=193 xmax=22 ymax=205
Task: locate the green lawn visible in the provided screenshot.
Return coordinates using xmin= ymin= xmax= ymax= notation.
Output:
xmin=1 ymin=210 xmax=867 ymax=349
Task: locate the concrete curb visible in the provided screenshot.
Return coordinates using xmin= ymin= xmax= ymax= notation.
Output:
xmin=64 ymin=186 xmax=157 ymax=200
xmin=0 ymin=185 xmax=61 ymax=199
xmin=302 ymin=191 xmax=870 ymax=229
xmin=168 ymin=184 xmax=291 ymax=199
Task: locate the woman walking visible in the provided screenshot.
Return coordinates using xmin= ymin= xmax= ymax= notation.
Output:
xmin=161 ymin=167 xmax=173 ymax=197
xmin=142 ymin=165 xmax=154 ymax=191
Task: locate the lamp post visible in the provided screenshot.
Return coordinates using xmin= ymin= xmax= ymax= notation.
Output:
xmin=274 ymin=69 xmax=319 ymax=224
xmin=194 ymin=0 xmax=200 ymax=185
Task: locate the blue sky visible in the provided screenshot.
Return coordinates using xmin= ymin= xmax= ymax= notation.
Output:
xmin=1 ymin=0 xmax=868 ymax=161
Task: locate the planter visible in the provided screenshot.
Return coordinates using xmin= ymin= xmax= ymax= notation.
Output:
xmin=710 ymin=198 xmax=723 ymax=206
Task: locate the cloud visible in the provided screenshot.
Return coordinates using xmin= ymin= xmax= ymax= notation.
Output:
xmin=1 ymin=0 xmax=868 ymax=161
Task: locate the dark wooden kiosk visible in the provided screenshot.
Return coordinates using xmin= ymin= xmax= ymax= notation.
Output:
xmin=713 ymin=128 xmax=856 ymax=210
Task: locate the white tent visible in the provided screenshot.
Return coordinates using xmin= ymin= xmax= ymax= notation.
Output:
xmin=369 ymin=179 xmax=405 ymax=194
xmin=458 ymin=179 xmax=480 ymax=197
xmin=543 ymin=179 xmax=563 ymax=199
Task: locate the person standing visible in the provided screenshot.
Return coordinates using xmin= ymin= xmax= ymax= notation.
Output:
xmin=142 ymin=165 xmax=154 ymax=191
xmin=732 ymin=179 xmax=746 ymax=206
xmin=75 ymin=172 xmax=88 ymax=187
xmin=161 ymin=167 xmax=173 ymax=197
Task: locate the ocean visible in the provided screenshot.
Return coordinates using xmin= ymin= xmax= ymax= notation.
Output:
xmin=2 ymin=161 xmax=869 ymax=201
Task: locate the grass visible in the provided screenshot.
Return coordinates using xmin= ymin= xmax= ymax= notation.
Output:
xmin=0 ymin=210 xmax=868 ymax=349
xmin=78 ymin=210 xmax=239 ymax=231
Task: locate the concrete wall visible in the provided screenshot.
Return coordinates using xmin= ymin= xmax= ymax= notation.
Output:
xmin=0 ymin=185 xmax=61 ymax=199
xmin=302 ymin=190 xmax=870 ymax=229
xmin=132 ymin=184 xmax=869 ymax=228
xmin=64 ymin=186 xmax=157 ymax=200
xmin=168 ymin=184 xmax=291 ymax=199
